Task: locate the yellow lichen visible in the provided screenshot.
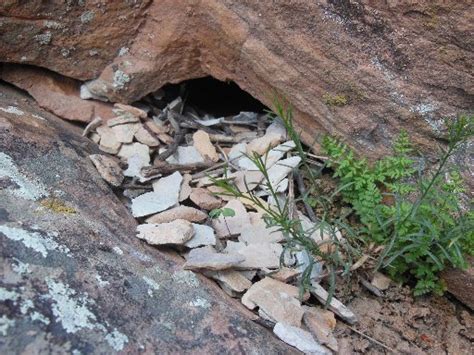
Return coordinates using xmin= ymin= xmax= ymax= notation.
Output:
xmin=40 ymin=198 xmax=76 ymax=214
xmin=323 ymin=93 xmax=349 ymax=107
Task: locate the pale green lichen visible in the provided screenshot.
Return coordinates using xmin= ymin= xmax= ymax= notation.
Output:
xmin=105 ymin=329 xmax=129 ymax=351
xmin=0 ymin=152 xmax=48 ymax=201
xmin=113 ymin=70 xmax=130 ymax=90
xmin=323 ymin=93 xmax=349 ymax=107
xmin=80 ymin=10 xmax=95 ymax=24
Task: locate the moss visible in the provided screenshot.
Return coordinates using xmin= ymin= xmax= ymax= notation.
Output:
xmin=323 ymin=93 xmax=349 ymax=107
xmin=40 ymin=198 xmax=76 ymax=214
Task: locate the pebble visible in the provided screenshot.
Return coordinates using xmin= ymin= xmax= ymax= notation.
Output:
xmin=273 ymin=322 xmax=331 ymax=355
xmin=146 ymin=206 xmax=207 ymax=224
xmin=179 ymin=173 xmax=193 ymax=202
xmin=136 ymin=219 xmax=194 ymax=245
xmin=303 ymin=306 xmax=338 ymax=352
xmin=89 ymin=154 xmax=124 ymax=187
xmin=371 ymin=272 xmax=391 ymax=291
xmin=111 ymin=122 xmax=140 ymax=143
xmin=183 ymin=246 xmax=245 ymax=271
xmin=193 ymin=130 xmax=219 ymax=162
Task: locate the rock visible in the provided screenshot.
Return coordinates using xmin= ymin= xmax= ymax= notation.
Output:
xmin=184 ymin=246 xmax=245 ymax=271
xmin=0 ymin=83 xmax=295 ymax=353
xmin=88 ymin=154 xmax=124 ymax=187
xmin=90 ymin=132 xmax=101 ymax=144
xmin=114 ymin=103 xmax=147 ymax=119
xmin=136 ymin=219 xmax=194 ymax=246
xmin=134 ymin=125 xmax=160 ymax=147
xmin=208 ymin=270 xmax=252 ymax=295
xmin=268 ymin=268 xmax=300 ymax=283
xmin=239 ymin=213 xmax=284 ymax=244
xmin=111 ymin=123 xmax=140 ymax=143
xmin=179 ymin=174 xmax=193 ymax=202
xmin=303 ymin=307 xmax=338 ymax=352
xmin=242 ymin=277 xmax=306 ymax=327
xmin=146 ymin=206 xmax=207 ymax=224
xmin=1 ymin=64 xmax=114 ymax=122
xmin=266 ymin=156 xmax=301 ymax=190
xmin=189 ymin=188 xmax=222 ymax=211
xmin=185 ymin=224 xmax=217 ymax=249
xmin=371 ymin=272 xmax=392 ymax=291
xmin=2 ymin=1 xmax=473 ymax=191
xmin=273 ymin=323 xmax=331 ymax=355
xmin=96 ymin=125 xmax=121 ymax=154
xmin=211 ymin=200 xmax=251 ymax=238
xmin=117 ymin=142 xmax=150 ymax=164
xmin=246 ymin=132 xmax=283 ymax=156
xmin=144 ymin=120 xmax=174 ymax=145
xmin=228 ymin=142 xmax=247 ymax=165
xmin=441 ymin=256 xmax=474 ymax=310
xmin=107 ymin=114 xmax=140 ymax=127
xmin=225 ymin=241 xmax=283 ymax=270
xmin=131 ymin=171 xmax=182 ymax=217
xmin=193 ymin=130 xmax=219 ymax=162
xmin=230 ymin=170 xmax=264 ymax=192
xmin=82 ymin=117 xmax=103 ymax=136
xmin=311 ymin=283 xmax=358 ymax=325
xmin=166 ymin=146 xmax=204 ymax=165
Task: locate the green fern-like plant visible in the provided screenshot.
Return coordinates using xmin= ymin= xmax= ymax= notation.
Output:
xmin=323 ymin=115 xmax=474 ymax=295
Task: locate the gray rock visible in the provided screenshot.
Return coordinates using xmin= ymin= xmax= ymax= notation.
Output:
xmin=225 ymin=241 xmax=282 ymax=270
xmin=185 ymin=224 xmax=217 ymax=248
xmin=131 ymin=171 xmax=182 ymax=217
xmin=273 ymin=323 xmax=331 ymax=355
xmin=184 ymin=246 xmax=245 ymax=271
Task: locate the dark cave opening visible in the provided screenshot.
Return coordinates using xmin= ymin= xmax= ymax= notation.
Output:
xmin=160 ymin=76 xmax=268 ymax=117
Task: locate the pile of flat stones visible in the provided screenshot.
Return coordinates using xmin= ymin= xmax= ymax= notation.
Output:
xmin=85 ymin=96 xmax=361 ymax=354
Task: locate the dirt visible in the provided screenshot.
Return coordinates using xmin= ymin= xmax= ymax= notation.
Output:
xmin=334 ymin=283 xmax=473 ymax=354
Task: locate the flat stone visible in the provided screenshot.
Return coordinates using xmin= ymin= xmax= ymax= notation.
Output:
xmin=90 ymin=132 xmax=101 ymax=144
xmin=303 ymin=306 xmax=338 ymax=352
xmin=208 ymin=270 xmax=252 ymax=294
xmin=146 ymin=206 xmax=207 ymax=224
xmin=310 ymin=283 xmax=357 ymax=325
xmin=267 ymin=267 xmax=300 ymax=283
xmin=111 ymin=122 xmax=140 ymax=143
xmin=179 ymin=173 xmax=193 ymax=202
xmin=114 ymin=103 xmax=147 ymax=119
xmin=131 ymin=171 xmax=182 ymax=217
xmin=241 ymin=277 xmax=306 ymax=326
xmin=273 ymin=323 xmax=330 ymax=355
xmin=298 ymin=212 xmax=342 ymax=253
xmin=239 ymin=212 xmax=284 ymax=244
xmin=246 ymin=133 xmax=283 ymax=156
xmin=89 ymin=154 xmax=124 ymax=187
xmin=371 ymin=272 xmax=391 ymax=291
xmin=189 ymin=188 xmax=222 ymax=211
xmin=266 ymin=156 xmax=301 ymax=190
xmin=136 ymin=219 xmax=194 ymax=245
xmin=134 ymin=125 xmax=160 ymax=147
xmin=166 ymin=146 xmax=204 ymax=165
xmin=211 ymin=199 xmax=251 ymax=238
xmin=185 ymin=224 xmax=217 ymax=248
xmin=96 ymin=125 xmax=121 ymax=154
xmin=265 ymin=120 xmax=287 ymax=139
xmin=225 ymin=241 xmax=282 ymax=270
xmin=228 ymin=142 xmax=247 ymax=164
xmin=230 ymin=170 xmax=264 ymax=192
xmin=118 ymin=142 xmax=150 ymax=163
xmin=123 ymin=154 xmax=148 ymax=179
xmin=107 ymin=113 xmax=140 ymax=127
xmin=193 ymin=130 xmax=219 ymax=162
xmin=184 ymin=246 xmax=245 ymax=271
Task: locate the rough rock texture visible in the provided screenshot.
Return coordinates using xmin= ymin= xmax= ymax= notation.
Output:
xmin=1 ymin=1 xmax=472 ymax=173
xmin=441 ymin=257 xmax=474 ymax=310
xmin=0 ymin=84 xmax=296 ymax=353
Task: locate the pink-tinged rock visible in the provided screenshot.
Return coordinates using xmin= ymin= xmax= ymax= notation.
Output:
xmin=136 ymin=219 xmax=194 ymax=245
xmin=193 ymin=130 xmax=219 ymax=162
xmin=89 ymin=154 xmax=124 ymax=187
xmin=225 ymin=241 xmax=282 ymax=270
xmin=1 ymin=64 xmax=114 ymax=122
xmin=303 ymin=306 xmax=338 ymax=352
xmin=146 ymin=206 xmax=207 ymax=224
xmin=184 ymin=246 xmax=245 ymax=271
xmin=189 ymin=188 xmax=222 ymax=211
xmin=211 ymin=199 xmax=250 ymax=238
xmin=273 ymin=323 xmax=330 ymax=355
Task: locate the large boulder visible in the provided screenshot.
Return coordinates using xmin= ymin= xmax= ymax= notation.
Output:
xmin=0 ymin=83 xmax=295 ymax=353
xmin=1 ymin=1 xmax=472 ymax=163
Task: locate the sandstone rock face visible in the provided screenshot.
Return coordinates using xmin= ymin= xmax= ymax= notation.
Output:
xmin=1 ymin=1 xmax=471 ymax=170
xmin=0 ymin=84 xmax=296 ymax=353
